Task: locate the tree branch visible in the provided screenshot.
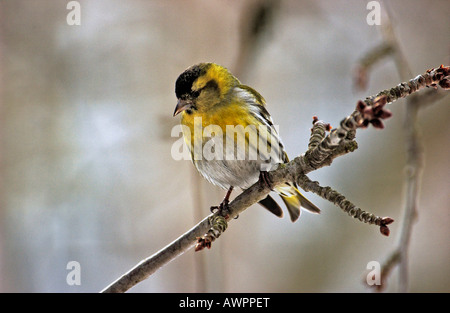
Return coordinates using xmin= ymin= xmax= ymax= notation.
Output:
xmin=101 ymin=65 xmax=448 ymax=293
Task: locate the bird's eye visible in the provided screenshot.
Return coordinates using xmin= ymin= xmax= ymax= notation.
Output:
xmin=191 ymin=90 xmax=200 ymax=98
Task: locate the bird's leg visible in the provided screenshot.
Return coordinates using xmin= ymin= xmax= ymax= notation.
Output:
xmin=258 ymin=171 xmax=274 ymax=190
xmin=210 ymin=186 xmax=234 ymax=218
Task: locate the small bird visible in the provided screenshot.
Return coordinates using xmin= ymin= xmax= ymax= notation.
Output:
xmin=173 ymin=63 xmax=320 ymax=221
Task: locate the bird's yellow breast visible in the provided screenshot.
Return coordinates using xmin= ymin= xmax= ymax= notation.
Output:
xmin=180 ymin=102 xmax=254 ymax=142
xmin=183 ymin=103 xmax=251 ymax=127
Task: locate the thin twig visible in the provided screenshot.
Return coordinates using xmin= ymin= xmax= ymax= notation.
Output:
xmin=354 ymin=42 xmax=395 ymax=90
xmin=398 ymin=97 xmax=422 ymax=292
xmin=299 ymin=174 xmax=394 ymax=235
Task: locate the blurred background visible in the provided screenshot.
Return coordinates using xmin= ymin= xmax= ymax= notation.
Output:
xmin=0 ymin=0 xmax=448 ymax=292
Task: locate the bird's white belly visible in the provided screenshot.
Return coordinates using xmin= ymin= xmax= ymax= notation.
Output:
xmin=194 ymin=158 xmax=279 ymax=190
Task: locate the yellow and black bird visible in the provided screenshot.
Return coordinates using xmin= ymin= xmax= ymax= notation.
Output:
xmin=173 ymin=63 xmax=319 ymax=221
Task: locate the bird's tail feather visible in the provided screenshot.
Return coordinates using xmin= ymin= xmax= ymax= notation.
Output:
xmin=277 ymin=184 xmax=320 ymax=222
xmin=258 ymin=195 xmax=283 ymax=218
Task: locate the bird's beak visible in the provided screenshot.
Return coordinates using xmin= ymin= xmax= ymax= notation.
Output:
xmin=173 ymin=99 xmax=191 ymax=116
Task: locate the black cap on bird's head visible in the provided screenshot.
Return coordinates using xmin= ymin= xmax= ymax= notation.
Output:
xmin=175 ymin=64 xmax=206 ymax=100
xmin=173 ymin=64 xmax=208 ymax=116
